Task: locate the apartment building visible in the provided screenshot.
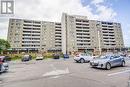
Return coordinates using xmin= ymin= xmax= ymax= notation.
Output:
xmin=7 ymin=19 xmax=62 ymax=52
xmin=61 ymin=13 xmax=124 ymax=54
xmin=7 ymin=13 xmax=124 ymax=54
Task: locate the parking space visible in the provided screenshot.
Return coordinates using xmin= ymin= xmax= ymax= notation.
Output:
xmin=0 ymin=58 xmax=130 ymax=87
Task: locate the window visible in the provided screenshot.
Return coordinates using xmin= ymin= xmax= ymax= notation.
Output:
xmin=76 ymin=26 xmax=82 ymax=29
xmin=55 ymin=26 xmax=61 ymax=28
xmin=82 ymin=27 xmax=89 ymax=29
xmin=101 ymin=22 xmax=107 ymax=24
xmin=76 ymin=23 xmax=82 ymax=25
xmin=33 ymin=21 xmax=41 ymax=24
xmin=76 ymin=19 xmax=81 ymax=22
xmin=32 ymin=31 xmax=40 ymax=33
xmin=55 ymin=32 xmax=61 ymax=34
xmin=33 ymin=25 xmax=41 ymax=27
xmin=32 ymin=34 xmax=40 ymax=36
xmin=102 ymin=25 xmax=107 ymax=27
xmin=23 ymin=31 xmax=31 ymax=33
xmin=23 ymin=34 xmax=31 ymax=36
xmin=24 ymin=20 xmax=32 ymax=23
xmin=23 ymin=24 xmax=32 ymax=26
xmin=82 ymin=20 xmax=89 ymax=22
xmin=102 ymin=28 xmax=107 ymax=30
xmin=108 ymin=23 xmax=113 ymax=25
xmin=108 ymin=26 xmax=113 ymax=28
xmin=82 ymin=24 xmax=89 ymax=26
xmin=23 ymin=27 xmax=32 ymax=30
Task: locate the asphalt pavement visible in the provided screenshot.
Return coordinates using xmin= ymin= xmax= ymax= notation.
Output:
xmin=0 ymin=58 xmax=130 ymax=87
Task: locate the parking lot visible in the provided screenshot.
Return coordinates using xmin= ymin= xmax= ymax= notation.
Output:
xmin=0 ymin=58 xmax=130 ymax=87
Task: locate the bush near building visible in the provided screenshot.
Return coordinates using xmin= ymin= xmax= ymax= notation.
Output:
xmin=0 ymin=39 xmax=10 ymax=54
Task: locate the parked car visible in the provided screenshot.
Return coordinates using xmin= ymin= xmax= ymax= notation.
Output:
xmin=21 ymin=55 xmax=32 ymax=62
xmin=3 ymin=56 xmax=11 ymax=61
xmin=119 ymin=53 xmax=127 ymax=57
xmin=128 ymin=55 xmax=130 ymax=58
xmin=74 ymin=53 xmax=94 ymax=63
xmin=53 ymin=54 xmax=60 ymax=59
xmin=90 ymin=55 xmax=125 ymax=70
xmin=63 ymin=54 xmax=69 ymax=59
xmin=0 ymin=56 xmax=9 ymax=73
xmin=36 ymin=54 xmax=44 ymax=60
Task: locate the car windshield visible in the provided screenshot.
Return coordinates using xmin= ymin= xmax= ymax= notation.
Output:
xmin=81 ymin=53 xmax=90 ymax=56
xmin=100 ymin=56 xmax=110 ymax=59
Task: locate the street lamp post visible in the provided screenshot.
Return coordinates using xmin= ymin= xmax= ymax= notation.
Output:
xmin=97 ymin=24 xmax=102 ymax=55
xmin=98 ymin=30 xmax=102 ymax=55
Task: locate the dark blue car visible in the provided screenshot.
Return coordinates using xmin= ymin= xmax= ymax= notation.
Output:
xmin=63 ymin=54 xmax=69 ymax=59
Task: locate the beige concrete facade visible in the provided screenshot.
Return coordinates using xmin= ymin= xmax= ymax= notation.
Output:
xmin=7 ymin=19 xmax=62 ymax=52
xmin=7 ymin=13 xmax=124 ymax=53
xmin=61 ymin=13 xmax=124 ymax=54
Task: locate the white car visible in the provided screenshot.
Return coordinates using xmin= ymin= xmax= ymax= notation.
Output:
xmin=36 ymin=54 xmax=44 ymax=60
xmin=74 ymin=53 xmax=94 ymax=63
xmin=0 ymin=63 xmax=9 ymax=72
xmin=0 ymin=56 xmax=9 ymax=73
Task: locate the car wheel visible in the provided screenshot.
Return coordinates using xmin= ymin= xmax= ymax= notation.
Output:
xmin=80 ymin=58 xmax=85 ymax=63
xmin=106 ymin=63 xmax=111 ymax=70
xmin=121 ymin=61 xmax=125 ymax=67
xmin=87 ymin=60 xmax=90 ymax=63
xmin=75 ymin=60 xmax=78 ymax=63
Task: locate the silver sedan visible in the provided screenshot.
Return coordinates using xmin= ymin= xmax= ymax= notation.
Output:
xmin=90 ymin=55 xmax=125 ymax=70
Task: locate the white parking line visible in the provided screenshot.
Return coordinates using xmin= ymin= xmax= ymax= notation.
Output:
xmin=42 ymin=68 xmax=69 ymax=77
xmin=42 ymin=64 xmax=70 ymax=78
xmin=51 ymin=76 xmax=61 ymax=78
xmin=108 ymin=70 xmax=130 ymax=76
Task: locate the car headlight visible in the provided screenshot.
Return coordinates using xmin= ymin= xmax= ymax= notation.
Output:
xmin=99 ymin=62 xmax=105 ymax=65
xmin=90 ymin=60 xmax=94 ymax=63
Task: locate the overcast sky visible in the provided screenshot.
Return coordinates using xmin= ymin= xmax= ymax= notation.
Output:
xmin=0 ymin=0 xmax=130 ymax=47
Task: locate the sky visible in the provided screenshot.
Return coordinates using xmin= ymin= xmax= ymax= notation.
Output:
xmin=0 ymin=0 xmax=130 ymax=46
